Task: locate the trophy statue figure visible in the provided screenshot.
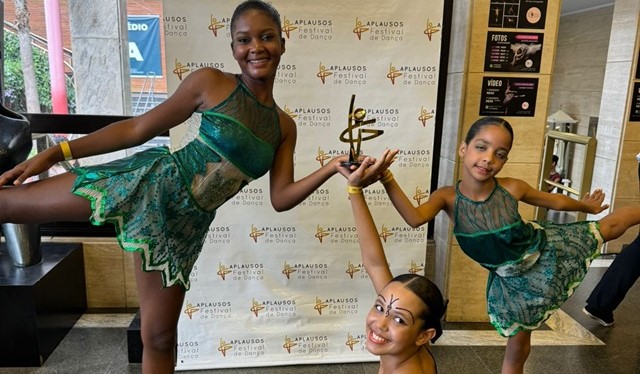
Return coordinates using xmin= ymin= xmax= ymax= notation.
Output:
xmin=339 ymin=94 xmax=383 ymax=167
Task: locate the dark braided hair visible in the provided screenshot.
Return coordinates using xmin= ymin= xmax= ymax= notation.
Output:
xmin=391 ymin=273 xmax=447 ymax=343
xmin=231 ymin=0 xmax=282 ymax=35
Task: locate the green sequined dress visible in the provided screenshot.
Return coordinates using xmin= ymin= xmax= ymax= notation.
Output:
xmin=70 ymin=76 xmax=281 ymax=290
xmin=453 ymin=180 xmax=603 ymax=337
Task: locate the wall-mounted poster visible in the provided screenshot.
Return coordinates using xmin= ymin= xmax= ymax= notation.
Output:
xmin=485 ymin=32 xmax=543 ymax=72
xmin=488 ymin=0 xmax=547 ymax=29
xmin=480 ymin=76 xmax=538 ymax=117
xmin=630 ymin=82 xmax=640 ymax=122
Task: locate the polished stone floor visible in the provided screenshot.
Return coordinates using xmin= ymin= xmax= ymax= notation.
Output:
xmin=1 ymin=257 xmax=638 ymax=374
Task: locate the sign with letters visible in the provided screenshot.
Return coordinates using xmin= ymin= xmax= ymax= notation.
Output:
xmin=128 ymin=16 xmax=163 ymax=77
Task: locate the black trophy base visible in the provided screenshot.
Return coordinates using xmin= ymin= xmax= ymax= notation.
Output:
xmin=340 ymin=161 xmax=361 ymax=167
xmin=0 ymin=243 xmax=86 ymax=367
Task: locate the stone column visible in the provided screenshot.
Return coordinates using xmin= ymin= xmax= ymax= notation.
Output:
xmin=67 ymin=0 xmax=131 ymax=115
xmin=597 ymin=0 xmax=640 ymax=252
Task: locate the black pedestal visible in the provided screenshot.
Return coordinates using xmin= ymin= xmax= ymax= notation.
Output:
xmin=127 ymin=311 xmax=143 ymax=363
xmin=0 ymin=243 xmax=86 ymax=367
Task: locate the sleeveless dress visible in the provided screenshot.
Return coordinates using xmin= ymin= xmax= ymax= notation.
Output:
xmin=70 ymin=76 xmax=281 ymax=290
xmin=453 ymin=180 xmax=603 ymax=337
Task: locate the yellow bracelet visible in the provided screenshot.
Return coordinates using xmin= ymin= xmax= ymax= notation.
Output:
xmin=380 ymin=170 xmax=394 ymax=185
xmin=347 ymin=185 xmax=363 ymax=195
xmin=60 ymin=141 xmax=74 ymax=161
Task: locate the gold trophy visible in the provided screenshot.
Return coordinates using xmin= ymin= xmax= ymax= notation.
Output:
xmin=339 ymin=94 xmax=383 ymax=166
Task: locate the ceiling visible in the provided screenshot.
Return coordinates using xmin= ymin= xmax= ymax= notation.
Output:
xmin=561 ymin=0 xmax=614 ymax=15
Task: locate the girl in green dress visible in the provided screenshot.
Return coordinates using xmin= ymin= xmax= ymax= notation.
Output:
xmin=0 ymin=1 xmax=351 ymax=373
xmin=356 ymin=116 xmax=640 ymax=374
xmin=347 ymin=150 xmax=446 ymax=374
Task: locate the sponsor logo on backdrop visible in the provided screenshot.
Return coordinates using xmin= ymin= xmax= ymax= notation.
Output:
xmin=396 ymin=148 xmax=431 ymax=169
xmin=317 ymin=62 xmax=367 ymax=85
xmin=172 ymin=58 xmax=225 ymax=81
xmin=353 ymin=18 xmax=369 ymax=40
xmin=184 ymin=300 xmax=232 ymax=320
xmin=300 ymin=188 xmax=330 ymax=208
xmin=362 ymin=107 xmax=400 ymax=128
xmin=353 ymin=17 xmax=405 ymax=41
xmin=317 ymin=63 xmax=332 ymax=84
xmin=164 ymin=15 xmax=188 ymax=37
xmin=345 ymin=333 xmax=367 ymax=352
xmin=251 ymin=298 xmax=297 ymax=318
xmin=218 ymin=339 xmax=232 ymax=357
xmin=418 ymin=106 xmax=434 ymax=127
xmin=282 ymin=261 xmax=296 ymax=279
xmin=315 ymin=224 xmax=330 ymax=243
xmin=282 ymin=261 xmax=328 ymax=280
xmin=289 ymin=106 xmax=332 ymax=127
xmin=249 ymin=225 xmax=296 ymax=244
xmin=363 ymin=186 xmax=392 ymax=207
xmin=217 ymin=261 xmax=264 ymax=281
xmin=231 ymin=187 xmax=264 ymax=207
xmin=183 ymin=302 xmax=200 ymax=319
xmin=413 ymin=186 xmax=430 ymax=205
xmin=282 ymin=17 xmax=298 ymax=39
xmin=208 ymin=15 xmax=230 ymax=37
xmin=424 ymin=18 xmax=441 ymax=41
xmin=386 ymin=63 xmax=438 ymax=86
xmin=225 ymin=337 xmax=266 ymax=358
xmin=314 ymin=297 xmax=329 ymax=315
xmin=276 ymin=64 xmax=297 ymax=84
xmin=387 ymin=63 xmax=402 ymax=84
xmin=282 ymin=16 xmax=333 ymax=40
xmin=315 ymin=147 xmax=330 ymax=167
xmin=206 ymin=226 xmax=231 ymax=245
xmin=177 ymin=339 xmax=200 ymax=361
xmin=315 ymin=296 xmax=359 ymax=316
xmin=250 ymin=299 xmax=265 ymax=317
xmin=283 ymin=105 xmax=298 ymax=120
xmin=249 ymin=225 xmax=264 ymax=243
xmin=283 ymin=336 xmax=297 ymax=353
xmin=383 ymin=225 xmax=427 ymax=244
xmin=379 ymin=225 xmax=394 ymax=243
xmin=316 ymin=224 xmax=358 ymax=244
xmin=409 ymin=260 xmax=424 ymax=274
xmin=345 ymin=261 xmax=362 ymax=279
xmin=284 ymin=335 xmax=329 ymax=354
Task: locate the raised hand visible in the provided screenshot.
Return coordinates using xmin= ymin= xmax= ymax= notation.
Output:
xmin=347 ymin=148 xmax=398 ymax=188
xmin=581 ymin=188 xmax=610 ymax=214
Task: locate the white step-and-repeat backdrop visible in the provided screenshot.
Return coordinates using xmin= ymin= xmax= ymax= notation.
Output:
xmin=161 ymin=0 xmax=445 ymax=370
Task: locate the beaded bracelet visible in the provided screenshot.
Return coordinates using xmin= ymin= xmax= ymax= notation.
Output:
xmin=347 ymin=185 xmax=363 ymax=195
xmin=60 ymin=141 xmax=74 ymax=161
xmin=380 ymin=170 xmax=394 ymax=185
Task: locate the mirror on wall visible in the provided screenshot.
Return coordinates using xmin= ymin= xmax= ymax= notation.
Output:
xmin=538 ymin=130 xmax=596 ymax=223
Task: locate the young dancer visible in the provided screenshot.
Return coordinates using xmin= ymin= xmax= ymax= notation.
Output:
xmin=361 ymin=116 xmax=640 ymax=374
xmin=0 ymin=1 xmax=351 ymax=372
xmin=347 ymin=151 xmax=446 ymax=374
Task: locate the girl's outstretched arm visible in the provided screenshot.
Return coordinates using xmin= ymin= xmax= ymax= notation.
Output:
xmin=504 ymin=177 xmax=610 ymax=214
xmin=383 ymin=177 xmax=450 ymax=228
xmin=348 ymin=158 xmax=393 ymax=293
xmin=268 ymin=112 xmax=353 ymax=211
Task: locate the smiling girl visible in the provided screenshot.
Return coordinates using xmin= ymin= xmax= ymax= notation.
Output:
xmin=0 ymin=1 xmax=350 ymax=373
xmin=359 ymin=116 xmax=640 ymax=374
xmin=347 ymin=150 xmax=446 ymax=374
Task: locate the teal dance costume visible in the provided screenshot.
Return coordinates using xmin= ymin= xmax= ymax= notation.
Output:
xmin=453 ymin=180 xmax=603 ymax=337
xmin=70 ymin=76 xmax=281 ymax=290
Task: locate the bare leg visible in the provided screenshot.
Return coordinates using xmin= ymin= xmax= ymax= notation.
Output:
xmin=0 ymin=173 xmax=92 ymax=223
xmin=502 ymin=330 xmax=531 ymax=374
xmin=598 ymin=206 xmax=640 ymax=242
xmin=134 ymin=255 xmax=185 ymax=374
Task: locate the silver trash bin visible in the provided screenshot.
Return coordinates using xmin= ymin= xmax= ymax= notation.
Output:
xmin=2 ymin=223 xmax=42 ymax=267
